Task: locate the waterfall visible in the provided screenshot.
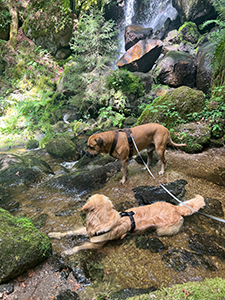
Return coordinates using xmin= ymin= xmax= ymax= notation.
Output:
xmin=118 ymin=0 xmax=178 ymax=55
xmin=124 ymin=0 xmax=135 ymax=26
xmin=123 ymin=0 xmax=177 ymax=30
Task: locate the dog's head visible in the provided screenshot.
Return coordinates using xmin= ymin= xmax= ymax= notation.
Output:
xmin=86 ymin=134 xmax=104 ymax=158
xmin=82 ymin=194 xmax=121 ymax=238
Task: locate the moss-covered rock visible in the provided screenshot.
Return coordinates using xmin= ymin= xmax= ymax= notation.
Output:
xmin=45 ymin=136 xmax=79 ymax=160
xmin=137 ymin=86 xmax=205 ymax=127
xmin=166 ymin=22 xmax=200 ymax=44
xmin=22 ymin=0 xmax=73 ymax=56
xmin=0 ymin=208 xmax=51 ymax=283
xmin=170 ymin=123 xmax=211 ymax=153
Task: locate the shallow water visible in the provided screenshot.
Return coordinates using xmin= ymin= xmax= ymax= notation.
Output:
xmin=8 ymin=147 xmax=225 ymax=298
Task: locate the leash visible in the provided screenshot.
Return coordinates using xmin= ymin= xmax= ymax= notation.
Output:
xmin=130 ymin=133 xmax=225 ymax=224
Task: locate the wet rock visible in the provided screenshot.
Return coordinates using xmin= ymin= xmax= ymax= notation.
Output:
xmin=0 ymin=153 xmax=54 ymax=202
xmin=54 ymin=289 xmax=80 ymax=300
xmin=202 ymin=197 xmax=224 ymax=218
xmin=172 ymin=0 xmax=217 ymax=25
xmin=162 ymin=249 xmax=217 ymax=271
xmin=189 ymin=234 xmax=225 ymax=260
xmin=67 ymin=251 xmax=105 ymax=283
xmin=45 ymin=136 xmax=79 ymax=160
xmin=135 ymin=236 xmax=166 ymax=253
xmin=54 ymin=209 xmax=76 ymax=217
xmin=110 ymin=286 xmax=157 ymax=300
xmin=0 ymin=208 xmax=52 ymax=283
xmin=124 ymin=25 xmax=153 ymax=51
xmin=26 ymin=139 xmax=39 ymax=149
xmin=33 ymin=213 xmax=49 ymax=229
xmin=196 ymin=42 xmax=215 ymax=94
xmin=118 ymin=39 xmax=163 ymax=73
xmin=152 ymin=51 xmax=197 ymax=88
xmin=42 ymin=161 xmax=121 ymax=195
xmin=166 ymin=22 xmax=200 ymax=44
xmin=0 ymin=283 xmax=14 ymax=295
xmin=133 ymin=179 xmax=187 ymax=205
xmin=137 ymin=86 xmax=205 ymax=126
xmin=170 ymin=123 xmax=211 ymax=153
xmin=76 ymin=154 xmax=116 ymax=169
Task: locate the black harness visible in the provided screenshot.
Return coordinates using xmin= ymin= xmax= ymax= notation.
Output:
xmin=120 ymin=211 xmax=136 ymax=233
xmin=110 ymin=128 xmax=133 ymax=158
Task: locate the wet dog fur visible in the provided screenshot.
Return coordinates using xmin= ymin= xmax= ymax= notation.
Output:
xmin=48 ymin=194 xmax=205 ymax=256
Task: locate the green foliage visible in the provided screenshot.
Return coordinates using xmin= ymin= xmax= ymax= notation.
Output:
xmin=130 ymin=277 xmax=225 ymax=300
xmin=105 ymin=69 xmax=145 ymax=98
xmin=99 ymin=106 xmax=125 ymax=128
xmin=70 ymin=9 xmax=119 ymax=72
xmin=0 ymin=7 xmax=11 ymax=30
xmin=200 ymin=86 xmax=225 ymax=137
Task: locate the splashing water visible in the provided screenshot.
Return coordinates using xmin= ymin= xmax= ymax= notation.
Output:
xmin=124 ymin=0 xmax=135 ymax=26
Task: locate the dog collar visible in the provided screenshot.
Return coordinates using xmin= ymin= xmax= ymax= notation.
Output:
xmin=120 ymin=211 xmax=135 ymax=233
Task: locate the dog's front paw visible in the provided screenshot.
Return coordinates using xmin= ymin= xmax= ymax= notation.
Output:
xmin=120 ymin=178 xmax=126 ymax=184
xmin=48 ymin=232 xmax=63 ymax=239
xmin=61 ymin=248 xmax=78 ymax=257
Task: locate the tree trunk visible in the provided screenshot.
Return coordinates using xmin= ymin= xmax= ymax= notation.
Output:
xmin=8 ymin=1 xmax=18 ymax=49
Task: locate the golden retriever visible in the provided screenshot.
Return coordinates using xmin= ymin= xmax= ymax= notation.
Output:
xmin=48 ymin=194 xmax=205 ymax=256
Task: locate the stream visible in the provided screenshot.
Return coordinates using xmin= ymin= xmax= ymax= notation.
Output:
xmin=3 ymin=146 xmax=225 ymax=299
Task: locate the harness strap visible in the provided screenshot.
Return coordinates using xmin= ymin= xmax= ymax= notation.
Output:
xmin=120 ymin=211 xmax=136 ymax=233
xmin=110 ymin=130 xmax=119 ymax=157
xmin=110 ymin=129 xmax=133 ymax=158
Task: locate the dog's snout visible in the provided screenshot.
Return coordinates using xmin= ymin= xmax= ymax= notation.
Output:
xmin=86 ymin=151 xmax=97 ymax=158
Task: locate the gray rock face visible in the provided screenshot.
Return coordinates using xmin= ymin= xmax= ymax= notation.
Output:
xmin=153 ymin=51 xmax=197 ymax=87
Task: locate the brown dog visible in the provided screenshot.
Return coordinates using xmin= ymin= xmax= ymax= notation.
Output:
xmin=48 ymin=193 xmax=205 ymax=256
xmin=86 ymin=123 xmax=187 ymax=183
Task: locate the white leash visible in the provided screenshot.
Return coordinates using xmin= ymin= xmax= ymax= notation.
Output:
xmin=130 ymin=133 xmax=225 ymax=224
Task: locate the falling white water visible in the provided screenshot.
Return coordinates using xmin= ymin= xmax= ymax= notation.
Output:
xmin=118 ymin=0 xmax=178 ymax=55
xmin=124 ymin=0 xmax=135 ymax=26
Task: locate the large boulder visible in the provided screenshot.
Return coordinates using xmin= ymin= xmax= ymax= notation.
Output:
xmin=137 ymin=86 xmax=205 ymax=126
xmin=124 ymin=25 xmax=153 ymax=51
xmin=45 ymin=136 xmax=80 ymax=160
xmin=0 ymin=153 xmax=54 ymax=188
xmin=118 ymin=39 xmax=163 ymax=73
xmin=0 ymin=208 xmax=51 ymax=283
xmin=165 ymin=22 xmax=200 ymax=44
xmin=22 ymin=1 xmax=73 ymax=57
xmin=172 ymin=0 xmax=217 ymax=25
xmin=42 ymin=157 xmax=121 ymax=195
xmin=196 ymin=42 xmax=215 ymax=94
xmin=152 ymin=50 xmax=197 ymax=87
xmin=170 ymin=123 xmax=211 ymax=153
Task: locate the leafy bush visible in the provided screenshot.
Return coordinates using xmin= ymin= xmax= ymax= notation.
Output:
xmin=70 ymin=9 xmax=119 ymax=72
xmin=105 ymin=69 xmax=145 ymax=98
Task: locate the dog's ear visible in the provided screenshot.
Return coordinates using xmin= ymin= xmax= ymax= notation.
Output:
xmin=95 ymin=138 xmax=104 ymax=148
xmin=82 ymin=201 xmax=94 ymax=212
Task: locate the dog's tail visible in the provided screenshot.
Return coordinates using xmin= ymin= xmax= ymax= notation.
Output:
xmin=177 ymin=194 xmax=205 ymax=216
xmin=168 ymin=134 xmax=187 ymax=147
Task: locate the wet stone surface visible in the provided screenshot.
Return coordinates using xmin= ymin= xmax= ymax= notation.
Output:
xmin=1 ymin=147 xmax=225 ymax=299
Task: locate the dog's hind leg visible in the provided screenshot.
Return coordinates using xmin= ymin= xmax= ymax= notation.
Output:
xmin=48 ymin=227 xmax=87 ymax=239
xmin=156 ymin=218 xmax=184 ymax=236
xmin=146 ymin=142 xmax=155 ymax=167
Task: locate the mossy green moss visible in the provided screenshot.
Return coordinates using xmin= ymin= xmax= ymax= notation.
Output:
xmin=0 ymin=208 xmax=51 ymax=283
xmin=137 ymin=86 xmax=205 ymax=128
xmin=127 ymin=277 xmax=225 ymax=300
